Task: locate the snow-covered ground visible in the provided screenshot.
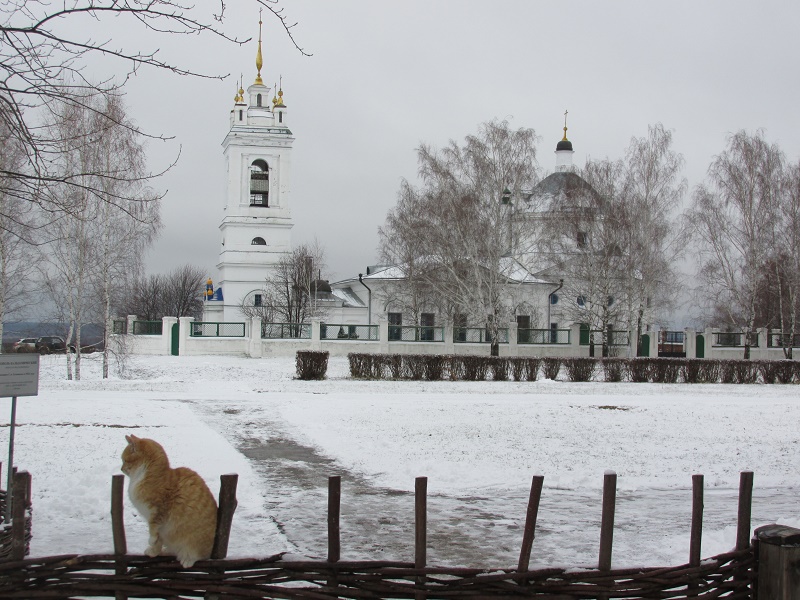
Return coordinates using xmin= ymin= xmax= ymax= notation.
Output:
xmin=1 ymin=353 xmax=798 ymax=569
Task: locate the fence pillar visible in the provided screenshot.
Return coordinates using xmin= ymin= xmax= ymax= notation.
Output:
xmin=248 ymin=318 xmax=263 ymax=358
xmin=507 ymin=320 xmax=518 ymax=357
xmin=684 ymin=328 xmax=696 ymax=359
xmin=756 ymin=524 xmax=800 ymax=600
xmin=162 ymin=317 xmax=177 ymax=355
xmin=379 ymin=316 xmax=389 ymax=353
xmin=178 ymin=317 xmax=195 ymax=356
xmin=570 ymin=323 xmax=583 ymax=357
xmin=311 ymin=320 xmax=321 ymax=351
xmin=704 ymin=328 xmax=715 ymax=359
xmin=126 ymin=315 xmax=137 ymax=335
xmin=649 ymin=331 xmax=658 ymax=358
xmin=757 ymin=327 xmax=770 ymax=360
xmin=444 ymin=321 xmax=455 ymax=355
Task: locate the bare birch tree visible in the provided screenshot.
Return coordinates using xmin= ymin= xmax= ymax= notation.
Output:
xmin=380 ymin=120 xmax=540 ymax=355
xmin=377 ymin=180 xmax=444 ymax=324
xmin=688 ymin=130 xmax=784 ymax=358
xmin=769 ymin=160 xmax=800 ymax=357
xmin=89 ymin=95 xmax=162 ymax=378
xmin=619 ymin=124 xmax=687 ymax=353
xmin=39 ymin=92 xmax=162 ymax=379
xmin=0 ymin=127 xmax=39 ymax=349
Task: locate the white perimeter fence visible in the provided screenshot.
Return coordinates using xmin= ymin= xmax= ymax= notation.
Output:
xmin=111 ymin=315 xmax=798 ymax=360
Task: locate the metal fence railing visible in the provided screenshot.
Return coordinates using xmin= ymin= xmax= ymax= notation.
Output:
xmin=261 ymin=322 xmax=312 ymax=339
xmin=112 ymin=320 xmax=127 ymax=335
xmin=713 ymin=331 xmax=759 ymax=347
xmin=321 ymin=324 xmax=379 ymax=341
xmin=580 ymin=330 xmax=631 ymax=346
xmin=767 ymin=332 xmax=800 ymax=348
xmin=453 ymin=328 xmax=509 ymax=344
xmin=190 ymin=322 xmax=246 ymax=337
xmin=389 ymin=325 xmax=445 ymax=342
xmin=518 ymin=328 xmax=571 ymax=345
xmin=661 ymin=331 xmax=685 ymax=344
xmin=132 ymin=321 xmax=162 ymax=336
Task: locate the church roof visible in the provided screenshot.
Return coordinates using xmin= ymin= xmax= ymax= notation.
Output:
xmin=332 ymin=258 xmax=549 ymax=287
xmin=331 ymin=287 xmax=366 ymax=308
xmin=522 ymin=171 xmax=603 ymax=213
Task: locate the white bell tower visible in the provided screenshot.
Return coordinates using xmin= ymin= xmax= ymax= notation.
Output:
xmin=212 ymin=16 xmax=295 ymax=321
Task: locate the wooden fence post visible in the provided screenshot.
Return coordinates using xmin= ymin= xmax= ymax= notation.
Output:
xmin=689 ymin=474 xmax=704 ymax=566
xmin=211 ymin=474 xmax=238 ymax=560
xmin=328 ymin=476 xmax=341 ymax=563
xmin=598 ymin=471 xmax=616 ymax=571
xmin=111 ymin=475 xmax=128 ymax=600
xmin=736 ymin=471 xmax=754 ymax=551
xmin=755 ymin=524 xmax=800 ymax=600
xmin=517 ymin=475 xmax=544 ymax=575
xmin=10 ymin=470 xmax=30 ymax=561
xmin=415 ymin=477 xmax=427 ymax=600
xmin=326 ymin=476 xmax=342 ymax=590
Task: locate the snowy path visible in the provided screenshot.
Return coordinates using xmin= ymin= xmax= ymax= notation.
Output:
xmin=189 ymin=386 xmax=800 ymax=568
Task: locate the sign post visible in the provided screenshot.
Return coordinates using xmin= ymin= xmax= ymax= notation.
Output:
xmin=0 ymin=354 xmax=39 ymax=523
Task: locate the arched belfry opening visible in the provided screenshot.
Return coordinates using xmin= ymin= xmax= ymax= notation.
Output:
xmin=249 ymin=159 xmax=269 ymax=206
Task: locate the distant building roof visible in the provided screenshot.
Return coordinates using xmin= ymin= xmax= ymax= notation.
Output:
xmin=331 ymin=286 xmax=366 ymax=308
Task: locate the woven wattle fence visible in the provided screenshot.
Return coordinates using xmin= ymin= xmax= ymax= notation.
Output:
xmin=0 ymin=549 xmax=754 ymax=599
xmin=0 ymin=471 xmax=761 ymax=599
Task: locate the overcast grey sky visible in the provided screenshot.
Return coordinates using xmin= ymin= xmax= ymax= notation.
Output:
xmin=115 ymin=1 xmax=800 ymax=283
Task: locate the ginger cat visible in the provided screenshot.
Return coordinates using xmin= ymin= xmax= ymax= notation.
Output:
xmin=121 ymin=434 xmax=218 ymax=568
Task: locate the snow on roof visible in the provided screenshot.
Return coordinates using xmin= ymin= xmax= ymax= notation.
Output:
xmin=331 ymin=286 xmax=366 ymax=308
xmin=333 ymin=259 xmax=550 ymax=287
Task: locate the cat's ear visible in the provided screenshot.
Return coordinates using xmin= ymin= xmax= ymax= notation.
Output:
xmin=125 ymin=434 xmax=138 ymax=447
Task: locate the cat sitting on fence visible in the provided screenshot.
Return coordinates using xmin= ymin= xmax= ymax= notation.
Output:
xmin=121 ymin=434 xmax=218 ymax=568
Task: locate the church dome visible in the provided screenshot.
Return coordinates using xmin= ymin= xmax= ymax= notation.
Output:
xmin=556 ymin=139 xmax=573 ymax=152
xmin=311 ymin=279 xmax=332 ymax=294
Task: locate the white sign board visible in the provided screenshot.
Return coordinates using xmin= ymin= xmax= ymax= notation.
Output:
xmin=0 ymin=354 xmax=39 ymax=397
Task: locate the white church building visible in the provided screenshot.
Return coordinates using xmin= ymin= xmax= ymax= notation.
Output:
xmin=203 ymin=27 xmax=592 ymax=337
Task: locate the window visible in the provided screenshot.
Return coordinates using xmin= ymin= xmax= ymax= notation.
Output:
xmin=250 ymin=159 xmax=269 ymax=206
xmin=254 ymin=294 xmax=262 ymax=307
xmin=577 ymin=295 xmax=586 ymax=307
xmin=251 ymin=237 xmax=266 ymax=245
xmin=256 ymin=93 xmax=262 ymax=107
xmin=577 ymin=231 xmax=588 ymax=249
xmin=550 ymin=322 xmax=558 ymax=344
xmin=388 ymin=312 xmax=402 ymax=341
xmin=607 ymin=296 xmax=615 ymax=307
xmin=238 ymin=109 xmax=243 ymax=121
xmin=420 ymin=313 xmax=435 ymax=341
xmin=278 ymin=111 xmax=283 ymax=124
xmin=550 ymin=293 xmax=559 ymax=305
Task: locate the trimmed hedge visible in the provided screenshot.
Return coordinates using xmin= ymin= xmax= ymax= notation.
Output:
xmin=346 ymin=353 xmax=800 ymax=384
xmin=541 ymin=357 xmax=562 ymax=380
xmin=563 ymin=357 xmax=595 ymax=382
xmin=296 ymin=350 xmax=329 ymax=380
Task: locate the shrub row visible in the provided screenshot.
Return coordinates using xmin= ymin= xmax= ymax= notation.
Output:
xmin=347 ymin=353 xmax=800 ymax=384
xmin=296 ymin=350 xmax=329 ymax=380
xmin=348 ymin=353 xmax=545 ymax=382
